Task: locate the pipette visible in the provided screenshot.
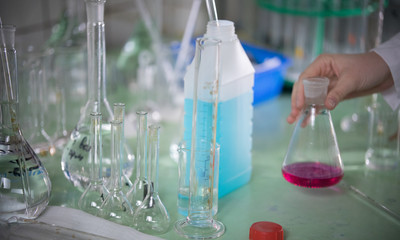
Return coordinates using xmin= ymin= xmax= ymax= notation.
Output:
xmin=205 ymin=0 xmax=219 ymax=24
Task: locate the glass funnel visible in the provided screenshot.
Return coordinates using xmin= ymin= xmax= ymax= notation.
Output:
xmin=0 ymin=24 xmax=51 ymax=222
xmin=282 ymin=77 xmax=344 ymax=188
xmin=61 ymin=0 xmax=134 ymax=191
xmin=78 ymin=112 xmax=108 ymax=216
xmin=133 ymin=124 xmax=170 ymax=234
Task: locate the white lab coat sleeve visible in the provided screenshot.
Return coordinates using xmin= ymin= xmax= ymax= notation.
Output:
xmin=372 ymin=32 xmax=400 ymax=110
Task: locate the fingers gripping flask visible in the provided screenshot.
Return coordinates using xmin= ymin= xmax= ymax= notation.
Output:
xmin=282 ymin=77 xmax=344 ymax=188
xmin=0 ymin=24 xmax=51 ymax=221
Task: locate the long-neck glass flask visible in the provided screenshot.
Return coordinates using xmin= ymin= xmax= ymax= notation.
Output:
xmin=127 ymin=111 xmax=148 ymax=209
xmin=133 ymin=124 xmax=170 ymax=234
xmin=61 ymin=0 xmax=133 ymax=191
xmin=78 ymin=112 xmax=108 ymax=216
xmin=0 ymin=24 xmax=51 ymax=222
xmin=113 ymin=103 xmax=133 ymax=192
xmin=282 ymin=77 xmax=344 ymax=188
xmin=100 ymin=119 xmax=133 ymax=224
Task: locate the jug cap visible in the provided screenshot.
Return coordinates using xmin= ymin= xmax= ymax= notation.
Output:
xmin=249 ymin=221 xmax=283 ymax=240
xmin=205 ymin=20 xmax=236 ymax=41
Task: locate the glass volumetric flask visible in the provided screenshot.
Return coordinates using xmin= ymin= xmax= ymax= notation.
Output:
xmin=61 ymin=0 xmax=134 ymax=191
xmin=127 ymin=111 xmax=149 ymax=209
xmin=113 ymin=103 xmax=133 ymax=192
xmin=0 ymin=24 xmax=51 ymax=222
xmin=78 ymin=112 xmax=108 ymax=216
xmin=100 ymin=119 xmax=133 ymax=224
xmin=283 ymin=77 xmax=344 ymax=188
xmin=365 ymin=94 xmax=400 ymax=169
xmin=133 ymin=124 xmax=171 ymax=234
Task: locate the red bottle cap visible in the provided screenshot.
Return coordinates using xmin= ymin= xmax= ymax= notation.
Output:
xmin=249 ymin=221 xmax=284 ymax=240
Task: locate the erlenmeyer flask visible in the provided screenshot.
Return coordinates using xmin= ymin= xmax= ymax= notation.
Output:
xmin=78 ymin=112 xmax=108 ymax=216
xmin=0 ymin=24 xmax=51 ymax=221
xmin=133 ymin=124 xmax=171 ymax=234
xmin=61 ymin=0 xmax=133 ymax=191
xmin=127 ymin=111 xmax=149 ymax=209
xmin=100 ymin=119 xmax=134 ymax=224
xmin=282 ymin=77 xmax=344 ymax=188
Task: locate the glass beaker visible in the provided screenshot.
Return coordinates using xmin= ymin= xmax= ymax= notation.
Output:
xmin=365 ymin=94 xmax=400 ymax=169
xmin=78 ymin=112 xmax=108 ymax=216
xmin=133 ymin=124 xmax=170 ymax=235
xmin=61 ymin=0 xmax=134 ymax=191
xmin=0 ymin=24 xmax=51 ymax=221
xmin=100 ymin=119 xmax=133 ymax=224
xmin=282 ymin=77 xmax=344 ymax=188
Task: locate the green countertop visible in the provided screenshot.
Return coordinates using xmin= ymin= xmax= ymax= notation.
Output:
xmin=43 ymin=93 xmax=400 ymax=240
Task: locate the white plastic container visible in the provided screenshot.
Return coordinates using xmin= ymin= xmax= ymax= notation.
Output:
xmin=183 ymin=20 xmax=255 ymax=198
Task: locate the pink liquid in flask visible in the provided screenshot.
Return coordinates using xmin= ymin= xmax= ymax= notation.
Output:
xmin=282 ymin=162 xmax=343 ymax=188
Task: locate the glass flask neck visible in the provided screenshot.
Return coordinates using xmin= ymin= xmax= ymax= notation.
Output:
xmin=85 ymin=0 xmax=108 ymax=115
xmin=147 ymin=124 xmax=160 ymax=193
xmin=110 ymin=120 xmax=123 ymax=188
xmin=136 ymin=111 xmax=148 ymax=180
xmin=1 ymin=25 xmax=19 ymax=131
xmin=89 ymin=112 xmax=103 ymax=180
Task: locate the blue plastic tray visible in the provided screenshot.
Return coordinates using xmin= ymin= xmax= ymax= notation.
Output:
xmin=242 ymin=43 xmax=291 ymax=105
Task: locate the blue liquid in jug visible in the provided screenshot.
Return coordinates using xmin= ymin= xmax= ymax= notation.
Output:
xmin=183 ymin=91 xmax=253 ymax=197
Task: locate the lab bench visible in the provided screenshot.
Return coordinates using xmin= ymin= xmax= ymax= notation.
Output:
xmin=4 ymin=93 xmax=400 ymax=240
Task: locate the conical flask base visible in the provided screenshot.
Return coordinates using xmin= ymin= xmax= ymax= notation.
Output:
xmin=282 ymin=162 xmax=343 ymax=188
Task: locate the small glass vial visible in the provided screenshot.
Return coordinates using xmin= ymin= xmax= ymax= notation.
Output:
xmin=282 ymin=77 xmax=344 ymax=188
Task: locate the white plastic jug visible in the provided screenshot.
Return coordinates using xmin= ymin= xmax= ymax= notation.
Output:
xmin=183 ymin=20 xmax=255 ymax=197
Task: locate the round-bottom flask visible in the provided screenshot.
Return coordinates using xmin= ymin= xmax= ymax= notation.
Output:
xmin=282 ymin=77 xmax=344 ymax=188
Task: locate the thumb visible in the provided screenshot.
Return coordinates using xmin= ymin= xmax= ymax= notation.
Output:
xmin=325 ymin=77 xmax=356 ymax=110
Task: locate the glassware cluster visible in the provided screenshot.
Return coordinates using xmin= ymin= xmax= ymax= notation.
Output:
xmin=78 ymin=109 xmax=170 ymax=235
xmin=61 ymin=0 xmax=134 ymax=192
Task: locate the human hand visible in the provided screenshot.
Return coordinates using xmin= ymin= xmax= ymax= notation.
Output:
xmin=287 ymin=52 xmax=394 ymax=124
